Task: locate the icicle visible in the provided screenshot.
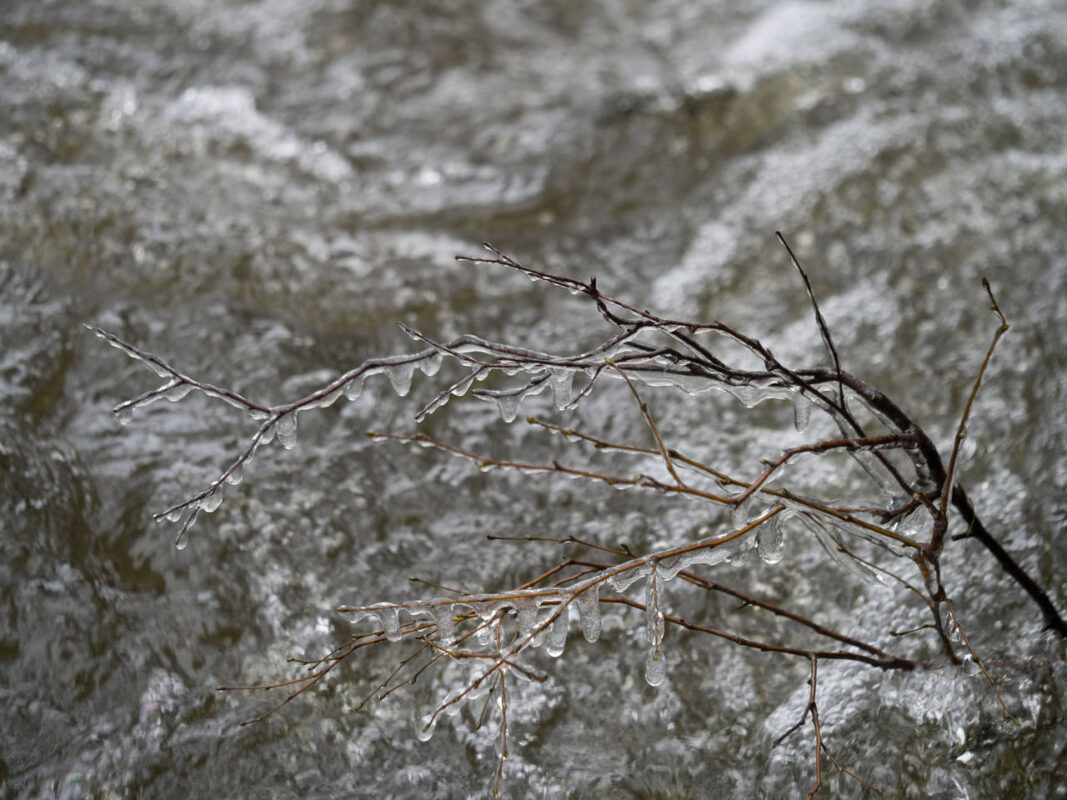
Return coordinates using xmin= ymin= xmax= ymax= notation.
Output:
xmin=548 ymin=367 xmax=574 ymax=410
xmin=493 ymin=394 xmax=521 ymax=423
xmin=645 ymin=646 xmax=667 ymax=687
xmin=757 ymin=515 xmax=785 ymax=564
xmin=792 ymin=395 xmax=812 ymax=432
xmin=225 ymin=464 xmax=244 ymax=485
xmin=382 ymin=605 xmax=401 ymax=642
xmin=575 ymin=585 xmax=601 ymax=643
xmin=343 ymin=377 xmax=363 ymax=401
xmin=514 ymin=595 xmax=539 ymax=639
xmin=546 ymin=612 xmax=568 ymax=657
xmin=644 ymin=564 xmax=663 ymax=648
xmin=434 ymin=604 xmax=457 ymax=646
xmin=386 ymin=362 xmax=416 ymax=397
xmin=275 ymin=413 xmax=298 ymax=449
xmin=200 ymin=488 xmax=224 ymax=513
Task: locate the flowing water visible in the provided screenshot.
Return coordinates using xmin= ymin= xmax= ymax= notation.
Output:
xmin=2 ymin=1 xmax=1066 ymax=797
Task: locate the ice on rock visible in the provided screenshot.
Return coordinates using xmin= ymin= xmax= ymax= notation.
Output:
xmin=757 ymin=516 xmax=785 ymax=564
xmin=275 ymin=413 xmax=298 ymax=449
xmin=386 ymin=362 xmax=416 ymax=397
xmin=575 ymin=585 xmax=601 ymax=643
xmin=546 ymin=612 xmax=568 ymax=657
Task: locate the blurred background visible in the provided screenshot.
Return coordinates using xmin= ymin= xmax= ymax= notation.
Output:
xmin=1 ymin=1 xmax=1065 ymax=797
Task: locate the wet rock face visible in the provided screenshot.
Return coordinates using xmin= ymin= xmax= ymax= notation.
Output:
xmin=2 ymin=1 xmax=1066 ymax=796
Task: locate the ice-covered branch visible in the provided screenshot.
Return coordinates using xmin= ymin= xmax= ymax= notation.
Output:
xmin=91 ymin=234 xmax=1066 ymax=797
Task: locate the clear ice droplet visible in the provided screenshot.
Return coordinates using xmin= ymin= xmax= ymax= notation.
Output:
xmin=200 ymin=489 xmax=224 ymax=513
xmin=547 ymin=614 xmax=568 ymax=657
xmin=645 ymin=647 xmax=667 ymax=686
xmin=343 ymin=378 xmax=363 ymax=402
xmin=225 ymin=464 xmax=244 ymax=485
xmin=387 ymin=363 xmax=416 ymax=397
xmin=757 ymin=517 xmax=785 ymax=564
xmin=276 ymin=413 xmax=298 ymax=449
xmin=576 ymin=586 xmax=601 ymax=643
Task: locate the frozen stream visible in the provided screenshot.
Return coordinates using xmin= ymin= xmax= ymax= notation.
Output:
xmin=2 ymin=1 xmax=1066 ymax=797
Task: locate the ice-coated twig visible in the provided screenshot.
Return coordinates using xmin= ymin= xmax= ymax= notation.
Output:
xmin=94 ymin=236 xmax=1067 ymax=796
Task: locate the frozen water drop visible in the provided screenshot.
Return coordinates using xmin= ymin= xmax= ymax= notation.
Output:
xmin=317 ymin=387 xmax=343 ymax=408
xmin=174 ymin=529 xmax=190 ymax=551
xmin=418 ymin=353 xmax=443 ymax=377
xmin=757 ymin=517 xmax=785 ymax=564
xmin=514 ymin=596 xmax=539 ymax=639
xmin=645 ymin=647 xmax=667 ymax=687
xmin=344 ymin=378 xmax=363 ymax=401
xmin=115 ymin=406 xmax=133 ymax=426
xmin=382 ymin=606 xmax=401 ymax=642
xmin=200 ymin=489 xmax=224 ymax=513
xmin=260 ymin=425 xmax=276 ymax=445
xmin=494 ymin=394 xmax=521 ymax=423
xmin=387 ymin=363 xmax=416 ymax=397
xmin=415 ymin=712 xmax=437 ymax=742
xmin=225 ymin=464 xmax=244 ymax=485
xmin=548 ymin=367 xmax=574 ymax=410
xmin=575 ymin=586 xmax=601 ymax=643
xmin=165 ymin=509 xmax=183 ymax=523
xmin=165 ymin=382 xmax=192 ymax=401
xmin=546 ymin=613 xmax=568 ymax=657
xmin=434 ymin=604 xmax=457 ymax=646
xmin=276 ymin=414 xmax=298 ymax=449
xmin=792 ymin=395 xmax=812 ymax=433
